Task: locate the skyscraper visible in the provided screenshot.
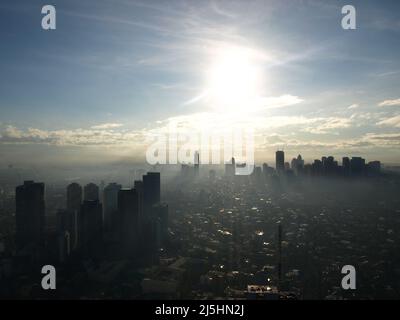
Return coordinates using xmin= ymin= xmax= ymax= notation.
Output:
xmin=118 ymin=188 xmax=140 ymax=253
xmin=66 ymin=183 xmax=82 ymax=249
xmin=84 ymin=183 xmax=99 ymax=201
xmin=296 ymin=154 xmax=304 ymax=171
xmin=194 ymin=151 xmax=200 ymax=177
xmin=80 ymin=200 xmax=103 ymax=254
xmin=15 ymin=181 xmax=45 ymax=250
xmin=275 ymin=151 xmax=285 ymax=173
xmin=103 ymin=183 xmax=122 ymax=228
xmin=143 ymin=172 xmax=161 ymax=209
xmin=291 ymin=158 xmax=298 ymax=171
xmin=57 ymin=209 xmax=71 ymax=263
xmin=367 ymin=161 xmax=381 ymax=175
xmin=342 ymin=157 xmax=350 ymax=175
xmin=134 ymin=180 xmax=144 ymax=223
xmin=350 ymin=157 xmax=366 ymax=176
xmin=67 ymin=183 xmax=82 ymax=212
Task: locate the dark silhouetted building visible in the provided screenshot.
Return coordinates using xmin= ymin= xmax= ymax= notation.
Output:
xmin=350 ymin=157 xmax=366 ymax=176
xmin=103 ymin=183 xmax=121 ymax=228
xmin=322 ymin=156 xmax=338 ymax=175
xmin=67 ymin=183 xmax=82 ymax=212
xmin=16 ymin=181 xmax=45 ymax=250
xmin=275 ymin=151 xmax=285 ymax=173
xmin=143 ymin=172 xmax=160 ymax=209
xmin=134 ymin=180 xmax=144 ymax=222
xmin=84 ymin=183 xmax=99 ymax=201
xmin=291 ymin=154 xmax=304 ymax=174
xmin=57 ymin=209 xmax=71 ymax=263
xmin=118 ymin=188 xmax=140 ymax=254
xmin=194 ymin=151 xmax=200 ymax=177
xmin=66 ymin=183 xmax=82 ymax=250
xmin=312 ymin=159 xmax=323 ymax=176
xmin=262 ymin=163 xmax=274 ymax=177
xmin=80 ymin=200 xmax=103 ymax=255
xmin=367 ymin=161 xmax=381 ymax=175
xmin=342 ymin=157 xmax=350 ymax=175
xmin=284 ymin=162 xmax=290 ymax=171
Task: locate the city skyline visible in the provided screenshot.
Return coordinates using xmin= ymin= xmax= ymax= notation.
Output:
xmin=3 ymin=150 xmax=396 ymax=299
xmin=0 ymin=0 xmax=400 ymax=167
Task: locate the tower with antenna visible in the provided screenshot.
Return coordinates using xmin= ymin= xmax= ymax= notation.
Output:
xmin=194 ymin=151 xmax=200 ymax=177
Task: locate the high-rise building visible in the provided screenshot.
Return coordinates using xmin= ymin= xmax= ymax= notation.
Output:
xmin=84 ymin=183 xmax=99 ymax=201
xmin=134 ymin=180 xmax=144 ymax=222
xmin=291 ymin=158 xmax=297 ymax=171
xmin=56 ymin=209 xmax=71 ymax=263
xmin=15 ymin=181 xmax=45 ymax=250
xmin=312 ymin=159 xmax=323 ymax=176
xmin=252 ymin=166 xmax=262 ymax=184
xmin=134 ymin=180 xmax=143 ymax=191
xmin=296 ymin=155 xmax=304 ymax=171
xmin=290 ymin=155 xmax=304 ymax=175
xmin=367 ymin=161 xmax=381 ymax=175
xmin=275 ymin=151 xmax=285 ymax=173
xmin=143 ymin=172 xmax=160 ymax=209
xmin=118 ymin=188 xmax=140 ymax=253
xmin=80 ymin=200 xmax=103 ymax=254
xmin=342 ymin=157 xmax=350 ymax=175
xmin=67 ymin=183 xmax=82 ymax=212
xmin=323 ymin=156 xmax=337 ymax=175
xmin=262 ymin=163 xmax=274 ymax=177
xmin=103 ymin=183 xmax=121 ymax=228
xmin=194 ymin=151 xmax=200 ymax=177
xmin=66 ymin=183 xmax=82 ymax=249
xmin=350 ymin=157 xmax=366 ymax=176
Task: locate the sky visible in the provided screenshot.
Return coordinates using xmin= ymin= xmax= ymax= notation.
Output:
xmin=0 ymin=0 xmax=399 ymax=167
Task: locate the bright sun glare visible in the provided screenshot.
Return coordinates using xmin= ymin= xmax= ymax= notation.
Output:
xmin=206 ymin=46 xmax=263 ymax=113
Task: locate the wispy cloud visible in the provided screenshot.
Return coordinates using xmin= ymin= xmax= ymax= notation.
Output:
xmin=259 ymin=132 xmax=400 ymax=151
xmin=377 ymin=115 xmax=400 ymax=128
xmin=91 ymin=123 xmax=124 ymax=130
xmin=375 ymin=70 xmax=400 ymax=77
xmin=260 ymin=95 xmax=304 ymax=110
xmin=302 ymin=117 xmax=353 ymax=134
xmin=0 ymin=125 xmax=143 ymax=146
xmin=378 ymin=98 xmax=400 ymax=107
xmin=348 ymin=103 xmax=359 ymax=109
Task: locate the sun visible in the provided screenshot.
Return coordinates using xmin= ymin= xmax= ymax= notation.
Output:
xmin=206 ymin=45 xmax=263 ymax=113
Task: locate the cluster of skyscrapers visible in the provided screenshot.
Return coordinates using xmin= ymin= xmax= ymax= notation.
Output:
xmin=274 ymin=151 xmax=381 ymax=177
xmin=15 ymin=172 xmax=168 ymax=264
